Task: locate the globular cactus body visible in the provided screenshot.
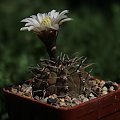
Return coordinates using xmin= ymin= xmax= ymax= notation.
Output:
xmin=31 ymin=54 xmax=93 ymax=98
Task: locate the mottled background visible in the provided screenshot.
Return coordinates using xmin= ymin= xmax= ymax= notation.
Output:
xmin=1 ymin=0 xmax=120 ymax=119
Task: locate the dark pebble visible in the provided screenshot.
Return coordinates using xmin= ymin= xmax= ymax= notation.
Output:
xmin=47 ymin=98 xmax=57 ymax=104
xmin=104 ymin=81 xmax=113 ymax=88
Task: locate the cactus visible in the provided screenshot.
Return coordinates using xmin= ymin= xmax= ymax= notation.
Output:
xmin=30 ymin=53 xmax=94 ymax=98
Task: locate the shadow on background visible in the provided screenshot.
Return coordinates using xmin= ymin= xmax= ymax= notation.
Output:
xmin=1 ymin=0 xmax=120 ymax=119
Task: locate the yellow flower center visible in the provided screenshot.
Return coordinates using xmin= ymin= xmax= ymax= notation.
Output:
xmin=41 ymin=16 xmax=51 ymax=27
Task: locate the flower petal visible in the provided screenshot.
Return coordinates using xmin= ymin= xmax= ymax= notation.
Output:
xmin=58 ymin=10 xmax=69 ymax=18
xmin=21 ymin=18 xmax=30 ymax=23
xmin=53 ymin=12 xmax=59 ymax=19
xmin=59 ymin=18 xmax=73 ymax=25
xmin=50 ymin=24 xmax=59 ymax=30
xmin=37 ymin=13 xmax=42 ymax=23
xmin=30 ymin=15 xmax=37 ymax=19
xmin=53 ymin=15 xmax=67 ymax=24
xmin=28 ymin=26 xmax=35 ymax=31
xmin=20 ymin=27 xmax=29 ymax=31
xmin=25 ymin=22 xmax=34 ymax=26
xmin=49 ymin=10 xmax=56 ymax=18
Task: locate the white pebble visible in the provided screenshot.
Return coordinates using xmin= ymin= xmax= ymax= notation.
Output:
xmin=11 ymin=88 xmax=17 ymax=94
xmin=102 ymin=91 xmax=108 ymax=95
xmin=100 ymin=80 xmax=105 ymax=87
xmin=109 ymin=86 xmax=115 ymax=92
xmin=65 ymin=95 xmax=72 ymax=102
xmin=83 ymin=98 xmax=89 ymax=102
xmin=34 ymin=96 xmax=40 ymax=101
xmin=72 ymin=98 xmax=81 ymax=105
xmin=79 ymin=94 xmax=85 ymax=100
xmin=60 ymin=98 xmax=65 ymax=102
xmin=52 ymin=94 xmax=57 ymax=98
xmin=102 ymin=86 xmax=108 ymax=92
xmin=43 ymin=97 xmax=48 ymax=103
xmin=26 ymin=86 xmax=32 ymax=93
xmin=89 ymin=93 xmax=94 ymax=97
xmin=59 ymin=102 xmax=66 ymax=107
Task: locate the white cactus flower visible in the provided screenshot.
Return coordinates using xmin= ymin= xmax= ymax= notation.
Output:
xmin=20 ymin=10 xmax=72 ymax=33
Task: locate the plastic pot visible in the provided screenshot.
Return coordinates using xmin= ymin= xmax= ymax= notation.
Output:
xmin=3 ymin=81 xmax=120 ymax=120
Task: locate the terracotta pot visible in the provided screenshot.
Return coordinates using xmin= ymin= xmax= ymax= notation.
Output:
xmin=2 ymin=81 xmax=120 ymax=120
